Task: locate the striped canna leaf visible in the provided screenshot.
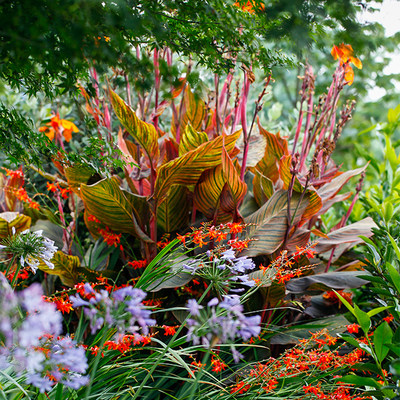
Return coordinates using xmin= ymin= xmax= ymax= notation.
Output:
xmin=0 ymin=212 xmax=31 ymax=238
xmin=178 ymin=123 xmax=209 ymax=156
xmin=109 ymin=89 xmax=159 ymax=169
xmin=154 ymin=130 xmax=241 ymax=205
xmin=172 ymin=86 xmax=206 ymax=139
xmin=194 ymin=146 xmax=246 ymax=222
xmin=241 ymin=190 xmax=310 ymax=257
xmin=157 ymin=185 xmax=190 ymax=232
xmin=80 ymin=177 xmax=152 ymax=242
xmin=64 ymin=164 xmax=96 ymax=194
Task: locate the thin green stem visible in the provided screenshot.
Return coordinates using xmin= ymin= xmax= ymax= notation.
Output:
xmin=132 ymin=283 xmax=213 ymax=400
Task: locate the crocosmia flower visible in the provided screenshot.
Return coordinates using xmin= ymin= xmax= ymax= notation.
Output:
xmin=331 ymin=43 xmax=362 ymax=85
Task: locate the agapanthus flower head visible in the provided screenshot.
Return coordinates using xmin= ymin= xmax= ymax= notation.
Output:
xmin=0 ymin=229 xmax=57 ymax=273
xmin=183 ymin=247 xmax=256 ymax=292
xmin=0 ymin=275 xmax=89 ymax=393
xmin=71 ymin=285 xmax=155 ymax=340
xmin=185 ymin=295 xmax=261 ymax=362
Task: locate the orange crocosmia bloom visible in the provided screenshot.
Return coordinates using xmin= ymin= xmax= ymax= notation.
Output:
xmin=346 ymin=323 xmax=360 ymax=334
xmin=331 ymin=43 xmax=362 ymax=86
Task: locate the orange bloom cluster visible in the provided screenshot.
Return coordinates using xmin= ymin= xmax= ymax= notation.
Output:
xmin=46 ymin=181 xmax=71 ymax=199
xmin=157 ymin=234 xmax=171 ymax=249
xmin=5 ymin=268 xmax=29 ymax=283
xmin=39 ymin=113 xmax=79 ymax=142
xmin=86 ymin=215 xmax=124 ymax=250
xmin=162 ymin=325 xmax=178 ymax=336
xmin=128 ymin=260 xmax=147 ymax=270
xmin=323 ymin=290 xmax=353 ymax=307
xmin=44 ymin=293 xmax=73 ymax=314
xmin=211 ymin=356 xmax=227 ymax=373
xmin=229 ymin=329 xmax=369 ymax=398
xmin=331 ymin=43 xmax=362 ymax=86
xmin=346 ymin=323 xmax=360 ymax=334
xmin=87 ymin=334 xmax=153 ymax=356
xmin=177 ymin=222 xmax=251 ymax=250
xmin=142 ymin=298 xmax=163 ymax=308
xmin=301 ymin=384 xmax=371 ymax=400
xmin=14 ymin=187 xmax=40 ymax=210
xmin=230 ymin=381 xmax=251 ymax=394
xmin=98 ymin=226 xmax=122 ymax=249
xmin=383 ymin=314 xmax=394 ymax=323
xmin=3 ymin=167 xmax=24 ymax=179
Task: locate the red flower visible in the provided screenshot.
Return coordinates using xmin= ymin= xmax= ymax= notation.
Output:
xmin=346 ymin=323 xmax=360 ymax=334
xmin=211 ymin=357 xmax=227 ymax=373
xmin=162 ymin=325 xmax=177 ymax=336
xmin=383 ymin=314 xmax=394 ymax=323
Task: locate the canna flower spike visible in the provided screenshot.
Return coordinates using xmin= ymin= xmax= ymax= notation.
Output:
xmin=331 ymin=43 xmax=362 ymax=86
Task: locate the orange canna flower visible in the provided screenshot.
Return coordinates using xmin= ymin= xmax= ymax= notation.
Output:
xmin=40 ymin=113 xmax=79 ymax=142
xmin=331 ymin=43 xmax=362 ymax=85
xmin=234 ymin=0 xmax=265 ymax=14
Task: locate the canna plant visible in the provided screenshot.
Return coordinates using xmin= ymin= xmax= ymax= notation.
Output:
xmin=58 ymin=45 xmax=374 ymax=268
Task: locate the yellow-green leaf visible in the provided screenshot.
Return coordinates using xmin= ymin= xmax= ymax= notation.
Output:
xmin=157 ymin=185 xmax=189 ymax=232
xmin=110 ymin=89 xmax=159 ymax=167
xmin=80 ymin=177 xmax=152 ymax=242
xmin=155 ymin=130 xmax=241 ymax=205
xmin=37 ymin=251 xmax=81 ymax=287
xmin=172 ymin=86 xmax=206 ymax=139
xmin=0 ymin=212 xmax=31 ymax=238
xmin=64 ymin=164 xmax=96 ymax=194
xmin=178 ymin=124 xmax=209 ymax=156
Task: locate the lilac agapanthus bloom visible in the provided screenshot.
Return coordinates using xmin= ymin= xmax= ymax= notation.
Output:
xmin=182 ymin=247 xmax=256 ymax=290
xmin=185 ymin=294 xmax=261 ymax=362
xmin=0 ymin=275 xmax=89 ymax=393
xmin=70 ymin=284 xmax=155 ymax=341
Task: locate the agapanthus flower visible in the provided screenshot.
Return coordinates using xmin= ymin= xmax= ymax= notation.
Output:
xmin=0 ymin=228 xmax=57 ymax=273
xmin=71 ymin=284 xmax=155 ymax=341
xmin=0 ymin=275 xmax=89 ymax=393
xmin=183 ymin=247 xmax=256 ymax=292
xmin=185 ymin=295 xmax=261 ymax=362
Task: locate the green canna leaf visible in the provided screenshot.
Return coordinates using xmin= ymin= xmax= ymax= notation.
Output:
xmin=80 ymin=177 xmax=152 ymax=242
xmin=155 ymin=130 xmax=241 ymax=205
xmin=241 ymin=190 xmax=310 ymax=257
xmin=157 ymin=185 xmax=190 ymax=232
xmin=110 ymin=89 xmax=159 ymax=168
xmin=0 ymin=212 xmax=31 ymax=238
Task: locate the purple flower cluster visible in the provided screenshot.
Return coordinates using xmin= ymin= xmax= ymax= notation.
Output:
xmin=70 ymin=284 xmax=155 ymax=341
xmin=186 ymin=294 xmax=261 ymax=362
xmin=183 ymin=248 xmax=256 ymax=291
xmin=0 ymin=275 xmax=89 ymax=393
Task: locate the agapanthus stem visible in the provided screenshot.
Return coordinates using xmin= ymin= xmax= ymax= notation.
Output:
xmin=132 ymin=283 xmax=214 ymax=400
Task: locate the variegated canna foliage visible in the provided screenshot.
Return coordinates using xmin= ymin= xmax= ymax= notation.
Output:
xmin=61 ymin=60 xmax=374 ymax=268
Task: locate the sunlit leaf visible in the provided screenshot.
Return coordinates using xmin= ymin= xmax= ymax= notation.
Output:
xmin=172 ymin=86 xmax=206 ymax=139
xmin=37 ymin=251 xmax=81 ymax=287
xmin=64 ymin=164 xmax=96 ymax=194
xmin=155 ymin=130 xmax=241 ymax=205
xmin=110 ymin=89 xmax=159 ymax=168
xmin=0 ymin=212 xmax=31 ymax=238
xmin=178 ymin=124 xmax=209 ymax=156
xmin=80 ymin=177 xmax=152 ymax=242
